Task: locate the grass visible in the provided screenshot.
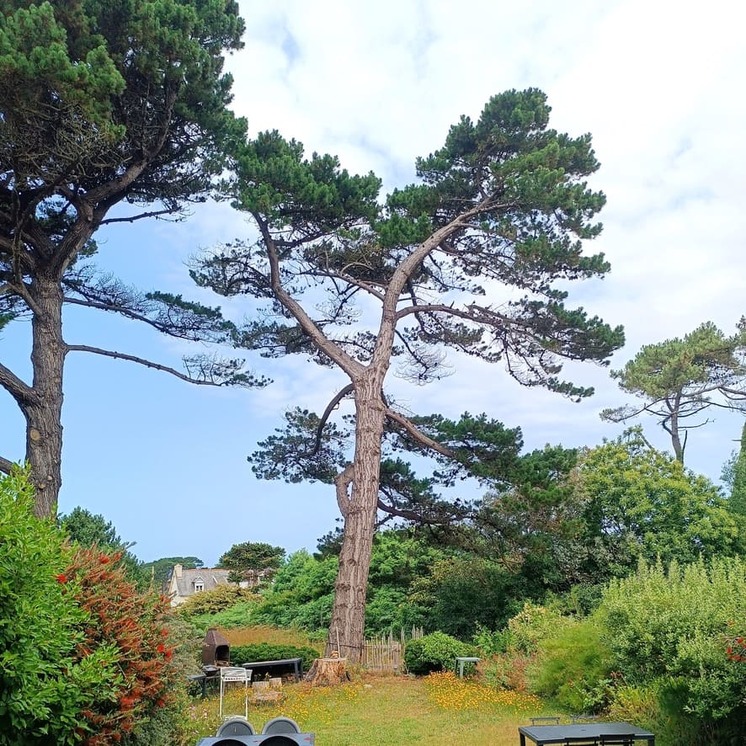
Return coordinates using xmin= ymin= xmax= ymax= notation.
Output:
xmin=184 ymin=670 xmax=552 ymax=745
xmin=219 ymin=625 xmax=324 ymax=651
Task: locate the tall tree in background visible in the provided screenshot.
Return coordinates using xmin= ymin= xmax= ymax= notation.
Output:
xmin=0 ymin=0 xmax=260 ymax=517
xmin=60 ymin=505 xmax=141 ymax=580
xmin=727 ymin=422 xmax=746 ymax=516
xmin=140 ymin=555 xmax=203 ymax=590
xmin=601 ymin=320 xmax=746 ymax=462
xmin=193 ymin=89 xmax=624 ymax=661
xmin=218 ymin=540 xmax=286 ymax=583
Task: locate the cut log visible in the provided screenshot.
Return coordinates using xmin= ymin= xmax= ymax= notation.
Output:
xmin=304 ymin=657 xmax=348 ymax=686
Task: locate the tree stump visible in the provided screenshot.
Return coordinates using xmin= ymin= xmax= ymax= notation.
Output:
xmin=304 ymin=657 xmax=348 ymax=686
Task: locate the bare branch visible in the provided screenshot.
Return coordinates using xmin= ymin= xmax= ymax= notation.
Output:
xmin=65 ymin=345 xmax=229 ymax=386
xmin=0 ymin=455 xmax=16 ymax=475
xmin=0 ymin=361 xmax=35 ymax=407
xmin=99 ymin=208 xmax=182 ymax=225
xmin=313 ymin=384 xmax=354 ymax=455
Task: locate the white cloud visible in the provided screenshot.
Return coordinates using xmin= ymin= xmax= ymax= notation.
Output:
xmin=4 ymin=0 xmax=744 ymax=563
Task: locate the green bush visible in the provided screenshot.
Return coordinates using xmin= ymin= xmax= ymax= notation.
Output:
xmin=0 ymin=469 xmax=104 ymax=744
xmin=530 ymin=618 xmax=614 ymax=713
xmin=0 ymin=469 xmax=193 ymax=745
xmin=250 ymin=589 xmax=334 ymax=631
xmin=229 ymin=643 xmax=320 ymax=672
xmin=409 ymin=556 xmax=526 ymax=639
xmin=599 ymin=559 xmax=746 ymax=720
xmin=472 ymin=624 xmax=513 ymax=656
xmin=507 ymin=601 xmax=572 ymax=655
xmin=595 ymin=558 xmax=746 ymax=743
xmin=404 ymin=632 xmax=472 ymax=675
xmin=177 ymin=584 xmax=258 ymax=616
xmin=190 ymin=601 xmax=257 ymax=631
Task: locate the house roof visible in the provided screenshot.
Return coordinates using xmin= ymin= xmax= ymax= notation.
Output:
xmin=169 ymin=567 xmax=232 ymax=599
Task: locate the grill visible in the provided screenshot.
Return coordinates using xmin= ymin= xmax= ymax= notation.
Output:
xmin=202 ymin=628 xmax=231 ymax=667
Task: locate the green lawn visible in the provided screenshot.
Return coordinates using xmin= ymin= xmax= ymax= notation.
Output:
xmin=184 ymin=672 xmax=551 ymax=745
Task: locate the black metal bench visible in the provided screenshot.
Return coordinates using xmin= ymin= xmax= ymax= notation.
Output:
xmin=240 ymin=657 xmax=303 ymax=682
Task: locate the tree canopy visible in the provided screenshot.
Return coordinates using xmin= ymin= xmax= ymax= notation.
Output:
xmin=0 ymin=0 xmax=261 ymax=516
xmin=732 ymin=425 xmax=746 ymax=516
xmin=601 ymin=320 xmax=746 ymax=462
xmin=218 ymin=540 xmax=286 ymax=583
xmin=575 ymin=429 xmax=742 ymax=576
xmin=140 ymin=555 xmax=203 ymax=590
xmin=193 ymin=88 xmax=624 ymax=660
xmin=59 ymin=505 xmax=141 ymax=580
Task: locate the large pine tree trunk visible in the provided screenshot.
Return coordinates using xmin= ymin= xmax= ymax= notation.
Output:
xmin=326 ymin=378 xmax=385 ymax=663
xmin=25 ymin=275 xmax=66 ymax=518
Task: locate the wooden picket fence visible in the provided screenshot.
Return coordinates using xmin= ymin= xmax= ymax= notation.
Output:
xmin=362 ymin=627 xmax=423 ymax=673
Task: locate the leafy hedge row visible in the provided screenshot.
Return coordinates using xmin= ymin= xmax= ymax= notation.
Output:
xmin=229 ymin=643 xmax=319 ymax=672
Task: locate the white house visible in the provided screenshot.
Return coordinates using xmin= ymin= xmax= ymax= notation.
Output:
xmin=165 ymin=564 xmax=233 ymax=606
xmin=165 ymin=564 xmax=274 ymax=606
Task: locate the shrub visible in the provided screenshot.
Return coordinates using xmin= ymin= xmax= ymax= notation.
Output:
xmin=482 ymin=652 xmax=532 ymax=692
xmin=189 ymin=601 xmax=257 ymax=631
xmin=0 ymin=469 xmax=108 ymax=745
xmin=66 ymin=546 xmax=187 ymax=745
xmin=0 ymin=469 xmax=190 ymax=745
xmin=472 ymin=624 xmax=513 ymax=656
xmin=229 ymin=643 xmax=320 ymax=672
xmin=599 ymin=559 xmax=746 ymax=722
xmin=507 ymin=601 xmax=572 ymax=655
xmin=409 ymin=557 xmax=526 ymax=639
xmin=530 ymin=618 xmax=614 ymax=713
xmin=250 ymin=589 xmax=334 ymax=631
xmin=245 ymin=551 xmax=337 ymax=632
xmin=596 ymin=558 xmax=746 ymax=743
xmin=177 ymin=584 xmax=258 ymax=616
xmin=404 ymin=632 xmax=472 ymax=675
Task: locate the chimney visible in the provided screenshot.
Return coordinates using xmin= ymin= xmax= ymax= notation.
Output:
xmin=174 ymin=563 xmax=183 ymax=578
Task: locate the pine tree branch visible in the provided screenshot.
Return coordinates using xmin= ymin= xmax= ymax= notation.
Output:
xmin=313 ymin=384 xmax=354 ymax=455
xmin=0 ymin=361 xmax=35 ymax=407
xmin=65 ymin=345 xmax=230 ymax=386
xmin=99 ymin=208 xmax=180 ymax=225
xmin=256 ymin=214 xmax=366 ymax=379
xmin=384 ymin=407 xmax=454 ymax=458
xmin=0 ymin=455 xmax=15 ymax=475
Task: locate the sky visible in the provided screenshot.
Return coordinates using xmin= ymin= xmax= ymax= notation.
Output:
xmin=2 ymin=0 xmax=745 ymax=567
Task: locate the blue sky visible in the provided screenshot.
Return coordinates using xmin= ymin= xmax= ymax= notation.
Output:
xmin=2 ymin=0 xmax=744 ymax=566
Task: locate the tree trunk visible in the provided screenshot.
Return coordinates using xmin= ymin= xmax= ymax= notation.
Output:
xmin=305 ymin=657 xmax=347 ymax=686
xmin=326 ymin=378 xmax=385 ymax=663
xmin=670 ymin=412 xmax=685 ymax=463
xmin=25 ymin=275 xmax=66 ymax=518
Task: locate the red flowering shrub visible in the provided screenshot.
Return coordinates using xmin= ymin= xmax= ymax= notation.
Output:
xmin=1 ymin=469 xmax=190 ymax=745
xmin=0 ymin=469 xmax=99 ymax=745
xmin=64 ymin=547 xmax=183 ymax=745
